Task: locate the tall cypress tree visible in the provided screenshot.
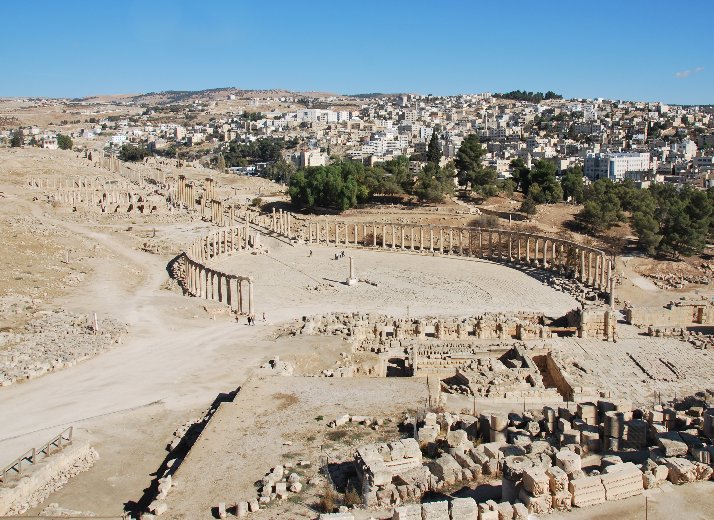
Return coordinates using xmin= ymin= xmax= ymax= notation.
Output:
xmin=426 ymin=131 xmax=442 ymax=164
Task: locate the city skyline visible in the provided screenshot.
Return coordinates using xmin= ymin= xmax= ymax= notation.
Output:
xmin=2 ymin=0 xmax=713 ymax=105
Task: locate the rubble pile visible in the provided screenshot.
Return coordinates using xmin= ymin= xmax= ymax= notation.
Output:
xmin=345 ymin=397 xmax=714 ymax=516
xmin=0 ymin=300 xmax=126 ymax=387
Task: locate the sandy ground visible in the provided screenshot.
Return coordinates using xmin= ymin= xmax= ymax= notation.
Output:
xmin=212 ymin=242 xmax=579 ymax=323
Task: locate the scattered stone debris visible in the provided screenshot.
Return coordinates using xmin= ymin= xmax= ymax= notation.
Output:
xmin=0 ymin=296 xmax=127 ymax=387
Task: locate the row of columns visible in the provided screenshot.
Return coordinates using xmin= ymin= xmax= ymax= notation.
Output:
xmin=184 ymin=258 xmax=253 ymax=314
xmin=270 ymin=208 xmax=293 ymax=239
xmin=175 ymin=175 xmax=196 ymax=209
xmin=184 ymin=226 xmax=257 ymax=314
xmin=28 ymin=177 xmax=130 ymax=190
xmin=189 ymin=226 xmax=253 ymax=261
xmin=306 ymin=222 xmax=612 ymax=291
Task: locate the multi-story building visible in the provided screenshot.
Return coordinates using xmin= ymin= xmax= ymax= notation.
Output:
xmin=584 ymin=152 xmax=650 ymax=181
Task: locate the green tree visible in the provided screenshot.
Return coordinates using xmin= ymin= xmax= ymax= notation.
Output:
xmin=632 ymin=210 xmax=661 ymax=255
xmin=510 ymin=158 xmax=531 ymax=193
xmin=426 ymin=131 xmax=442 ymax=164
xmin=119 ymin=144 xmax=149 ymax=162
xmin=576 ymin=179 xmax=624 ymax=232
xmin=455 ymin=134 xmax=497 ymax=191
xmin=520 ymin=195 xmax=538 ymax=215
xmin=10 ymin=128 xmax=23 ymax=147
xmin=56 ymin=134 xmax=73 ymax=150
xmin=264 ymin=159 xmax=295 ymax=183
xmin=529 ymin=160 xmax=562 ymax=203
xmin=216 ymin=153 xmax=226 ymax=172
xmin=560 ymin=166 xmax=584 ymax=203
xmin=415 ymin=162 xmax=455 ymax=203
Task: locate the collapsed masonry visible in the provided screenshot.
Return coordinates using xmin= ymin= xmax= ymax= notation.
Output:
xmin=293 ymin=311 xmax=616 ymax=403
xmin=348 ymin=397 xmax=714 ymax=515
xmin=627 ymin=298 xmax=714 ymax=328
xmin=298 ymin=308 xmax=616 ymax=350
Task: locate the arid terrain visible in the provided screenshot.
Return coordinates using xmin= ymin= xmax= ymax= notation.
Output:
xmin=1 ymin=141 xmax=713 ymax=520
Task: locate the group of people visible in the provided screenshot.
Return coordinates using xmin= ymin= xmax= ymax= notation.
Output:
xmin=334 ymin=250 xmax=346 ymax=260
xmin=246 ymin=313 xmax=266 ymax=326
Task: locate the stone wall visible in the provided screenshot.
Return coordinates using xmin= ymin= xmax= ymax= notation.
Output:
xmin=626 ymin=299 xmax=714 ymax=327
xmin=0 ymin=443 xmax=98 ymax=516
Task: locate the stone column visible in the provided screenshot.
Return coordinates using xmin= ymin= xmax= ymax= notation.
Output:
xmin=373 ymin=222 xmax=377 ymax=247
xmin=580 ymin=250 xmax=587 ymax=282
xmin=392 ymin=225 xmax=396 ymax=249
xmin=488 ymin=231 xmax=493 ymax=258
xmin=420 ymin=226 xmax=425 ymax=251
xmin=535 ymin=239 xmax=540 ymax=266
xmin=354 ymin=223 xmax=359 ymax=246
xmin=248 ymin=279 xmax=254 ymax=315
xmin=226 ymin=276 xmax=233 ymax=309
xmin=439 ymin=227 xmax=444 ymax=254
xmin=508 ymin=232 xmax=513 ymax=261
xmin=429 ymin=227 xmax=434 ymax=252
xmin=543 ymin=240 xmax=548 ymax=268
xmin=401 ymin=226 xmax=405 ymax=249
xmin=526 ymin=238 xmax=531 ymax=263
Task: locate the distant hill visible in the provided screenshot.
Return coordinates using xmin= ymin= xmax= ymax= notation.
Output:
xmin=494 ymin=90 xmax=563 ymax=103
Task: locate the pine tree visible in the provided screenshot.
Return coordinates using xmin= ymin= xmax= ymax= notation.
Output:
xmin=426 ymin=131 xmax=442 ymax=164
xmin=10 ymin=128 xmax=23 ymax=147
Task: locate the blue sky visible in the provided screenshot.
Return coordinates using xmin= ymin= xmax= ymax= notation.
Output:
xmin=2 ymin=0 xmax=712 ymax=104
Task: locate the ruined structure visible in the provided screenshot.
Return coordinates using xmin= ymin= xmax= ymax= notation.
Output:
xmin=305 ymin=220 xmax=613 ymax=295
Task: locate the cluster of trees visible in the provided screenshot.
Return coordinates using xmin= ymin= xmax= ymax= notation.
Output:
xmin=10 ymin=128 xmax=23 ymax=147
xmin=223 ymin=137 xmax=297 ymax=167
xmin=57 ymin=134 xmax=73 ymax=150
xmin=119 ymin=143 xmax=149 ymax=162
xmin=513 ymin=160 xmax=585 ymax=214
xmin=288 ymin=130 xmax=457 ymax=210
xmin=494 ymin=90 xmax=563 ymax=103
xmin=576 ymin=179 xmax=714 ymax=257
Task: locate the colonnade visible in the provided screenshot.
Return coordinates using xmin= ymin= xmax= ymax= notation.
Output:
xmin=28 ymin=177 xmax=130 ymax=190
xmin=175 ymin=175 xmax=197 ymax=210
xmin=182 ymin=226 xmax=255 ymax=315
xmin=306 ymin=221 xmax=613 ymax=292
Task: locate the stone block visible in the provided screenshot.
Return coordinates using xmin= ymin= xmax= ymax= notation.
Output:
xmin=421 ymin=500 xmax=449 ymax=520
xmin=546 ymin=466 xmax=569 ymax=494
xmin=450 ymin=497 xmax=478 ymax=519
xmin=429 ymin=454 xmax=462 ymax=485
xmin=402 ymin=438 xmax=423 ymax=459
xmin=236 ymin=502 xmax=249 ymax=518
xmin=511 ymin=503 xmax=528 ymax=520
xmin=551 ymin=491 xmax=572 ymax=511
xmin=482 ymin=442 xmax=507 ymax=460
xmin=447 ymin=430 xmax=469 ymax=449
xmin=568 ymin=475 xmax=606 ymax=508
xmin=290 ymin=482 xmax=303 ymax=493
xmin=494 ymin=502 xmax=513 ymax=520
xmin=248 ymin=500 xmax=259 ymax=512
xmin=657 ymin=431 xmax=688 ymax=457
xmin=518 ymin=488 xmax=552 ymax=515
xmin=502 ymin=456 xmax=533 ymax=480
xmin=217 ymin=502 xmax=226 ymax=519
xmin=555 ymin=450 xmax=581 ymax=473
xmin=479 ymin=511 xmax=498 ymax=520
xmin=663 ymin=457 xmax=697 ymax=484
xmin=418 ymin=426 xmax=439 ymax=444
xmin=522 ymin=467 xmax=549 ymax=496
xmin=392 ymin=504 xmax=421 ymax=520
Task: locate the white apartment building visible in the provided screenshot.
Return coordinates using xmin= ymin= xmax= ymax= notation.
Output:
xmin=584 ymin=152 xmax=650 ymax=181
